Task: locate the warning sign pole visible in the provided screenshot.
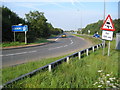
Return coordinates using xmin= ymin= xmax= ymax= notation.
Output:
xmin=14 ymin=32 xmax=16 ymax=42
xmin=108 ymin=41 xmax=111 ymax=56
xmin=102 ymin=40 xmax=106 ymax=55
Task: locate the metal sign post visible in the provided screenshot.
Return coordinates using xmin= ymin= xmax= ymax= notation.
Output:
xmin=25 ymin=31 xmax=27 ymax=44
xmin=108 ymin=41 xmax=111 ymax=56
xmin=14 ymin=32 xmax=16 ymax=42
xmin=103 ymin=40 xmax=105 ymax=55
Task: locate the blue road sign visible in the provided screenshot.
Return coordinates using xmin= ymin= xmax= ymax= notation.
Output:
xmin=12 ymin=25 xmax=28 ymax=32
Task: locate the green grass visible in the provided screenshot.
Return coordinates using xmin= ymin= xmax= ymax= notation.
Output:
xmin=4 ymin=40 xmax=119 ymax=88
xmin=1 ymin=42 xmax=25 ymax=47
xmin=73 ymin=34 xmax=102 ymax=45
xmin=1 ymin=38 xmax=49 ymax=47
xmin=2 ymin=54 xmax=72 ymax=84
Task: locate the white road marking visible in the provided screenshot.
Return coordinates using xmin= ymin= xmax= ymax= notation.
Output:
xmin=55 ymin=35 xmax=61 ymax=41
xmin=49 ymin=37 xmax=74 ymax=50
xmin=55 ymin=38 xmax=59 ymax=41
xmin=1 ymin=50 xmax=37 ymax=57
xmin=64 ymin=45 xmax=68 ymax=47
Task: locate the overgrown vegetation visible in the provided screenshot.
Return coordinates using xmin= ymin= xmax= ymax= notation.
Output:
xmin=2 ymin=6 xmax=63 ymax=43
xmin=78 ymin=19 xmax=120 ymax=36
xmin=2 ymin=54 xmax=70 ymax=84
xmin=4 ymin=40 xmax=119 ymax=88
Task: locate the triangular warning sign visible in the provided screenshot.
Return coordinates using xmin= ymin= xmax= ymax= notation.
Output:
xmin=101 ymin=15 xmax=115 ymax=31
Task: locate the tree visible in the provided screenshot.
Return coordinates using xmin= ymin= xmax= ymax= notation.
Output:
xmin=25 ymin=11 xmax=50 ymax=40
xmin=79 ymin=19 xmax=120 ymax=36
xmin=2 ymin=6 xmax=25 ymax=42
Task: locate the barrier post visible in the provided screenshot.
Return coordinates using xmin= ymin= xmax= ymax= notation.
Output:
xmin=48 ymin=65 xmax=51 ymax=72
xmin=78 ymin=52 xmax=81 ymax=59
xmin=67 ymin=57 xmax=69 ymax=63
xmin=86 ymin=49 xmax=89 ymax=56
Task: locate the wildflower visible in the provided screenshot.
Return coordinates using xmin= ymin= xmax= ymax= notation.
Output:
xmin=112 ymin=86 xmax=117 ymax=88
xmin=100 ymin=80 xmax=104 ymax=84
xmin=93 ymin=82 xmax=98 ymax=85
xmin=106 ymin=81 xmax=110 ymax=85
xmin=98 ymin=70 xmax=103 ymax=73
xmin=112 ymin=77 xmax=116 ymax=80
xmin=106 ymin=74 xmax=110 ymax=76
xmin=109 ymin=78 xmax=114 ymax=81
xmin=98 ymin=85 xmax=102 ymax=87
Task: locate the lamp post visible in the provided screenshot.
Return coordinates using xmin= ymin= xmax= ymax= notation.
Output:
xmin=103 ymin=0 xmax=106 ymax=55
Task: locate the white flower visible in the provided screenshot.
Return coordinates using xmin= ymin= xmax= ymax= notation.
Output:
xmin=112 ymin=77 xmax=116 ymax=80
xmin=98 ymin=70 xmax=103 ymax=72
xmin=93 ymin=82 xmax=98 ymax=85
xmin=106 ymin=74 xmax=110 ymax=76
xmin=100 ymin=80 xmax=104 ymax=84
xmin=98 ymin=85 xmax=102 ymax=87
xmin=112 ymin=86 xmax=117 ymax=88
xmin=106 ymin=81 xmax=110 ymax=84
xmin=109 ymin=78 xmax=114 ymax=81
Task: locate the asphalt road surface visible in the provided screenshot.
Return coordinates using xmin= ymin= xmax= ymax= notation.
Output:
xmin=2 ymin=33 xmax=91 ymax=67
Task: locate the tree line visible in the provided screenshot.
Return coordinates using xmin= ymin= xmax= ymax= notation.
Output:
xmin=78 ymin=19 xmax=120 ymax=36
xmin=2 ymin=6 xmax=63 ymax=42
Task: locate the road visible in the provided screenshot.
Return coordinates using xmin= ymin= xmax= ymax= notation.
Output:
xmin=2 ymin=33 xmax=91 ymax=67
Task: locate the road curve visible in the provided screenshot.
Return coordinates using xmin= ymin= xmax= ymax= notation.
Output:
xmin=2 ymin=33 xmax=92 ymax=67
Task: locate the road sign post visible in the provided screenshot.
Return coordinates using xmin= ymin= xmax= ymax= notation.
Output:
xmin=108 ymin=41 xmax=111 ymax=56
xmin=103 ymin=40 xmax=105 ymax=55
xmin=14 ymin=32 xmax=16 ymax=42
xmin=25 ymin=31 xmax=27 ymax=44
xmin=101 ymin=14 xmax=115 ymax=56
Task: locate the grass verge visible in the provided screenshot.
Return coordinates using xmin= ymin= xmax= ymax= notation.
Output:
xmin=1 ymin=38 xmax=50 ymax=47
xmin=1 ymin=34 xmax=59 ymax=48
xmin=2 ymin=54 xmax=71 ymax=84
xmin=73 ymin=34 xmax=102 ymax=45
xmin=5 ymin=40 xmax=119 ymax=88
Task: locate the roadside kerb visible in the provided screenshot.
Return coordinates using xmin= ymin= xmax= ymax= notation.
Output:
xmin=2 ymin=41 xmax=55 ymax=50
xmin=2 ymin=34 xmax=62 ymax=50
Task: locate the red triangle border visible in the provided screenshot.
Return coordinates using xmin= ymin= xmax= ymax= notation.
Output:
xmin=101 ymin=14 xmax=115 ymax=31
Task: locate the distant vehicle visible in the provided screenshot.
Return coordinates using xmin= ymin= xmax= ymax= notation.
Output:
xmin=61 ymin=34 xmax=67 ymax=38
xmin=93 ymin=33 xmax=100 ymax=38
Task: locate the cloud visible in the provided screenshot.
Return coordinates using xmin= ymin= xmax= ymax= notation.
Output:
xmin=51 ymin=2 xmax=66 ymax=8
xmin=12 ymin=3 xmax=48 ymax=11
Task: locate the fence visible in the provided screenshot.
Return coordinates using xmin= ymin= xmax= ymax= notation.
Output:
xmin=2 ymin=38 xmax=104 ymax=88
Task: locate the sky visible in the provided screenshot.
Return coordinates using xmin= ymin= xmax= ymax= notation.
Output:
xmin=2 ymin=0 xmax=119 ymax=31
